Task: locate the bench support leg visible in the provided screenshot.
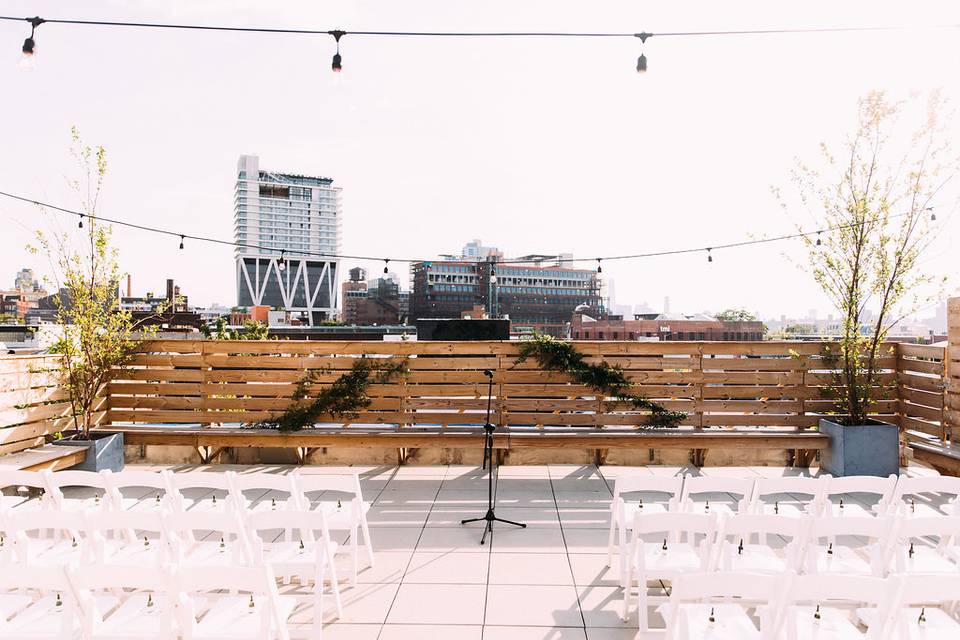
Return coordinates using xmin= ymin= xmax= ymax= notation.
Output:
xmin=689 ymin=448 xmax=707 ymax=468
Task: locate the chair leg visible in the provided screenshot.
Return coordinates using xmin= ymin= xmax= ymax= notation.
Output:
xmin=621 ymin=562 xmax=633 ymax=622
xmin=618 ymin=525 xmax=629 ymax=588
xmin=606 ymin=513 xmax=617 ymax=567
xmin=360 ymin=516 xmax=375 ymax=568
xmin=312 ymin=561 xmax=326 ymax=638
xmin=351 ymin=528 xmax=359 ymax=586
xmin=329 ymin=554 xmax=344 ymax=619
xmin=637 ymin=585 xmax=649 ymax=633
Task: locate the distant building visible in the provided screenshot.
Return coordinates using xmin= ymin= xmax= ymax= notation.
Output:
xmin=234 ymin=154 xmax=341 ymax=325
xmin=341 ymin=267 xmax=406 ymax=325
xmin=410 ymin=242 xmax=601 ymax=337
xmin=571 ymin=312 xmax=765 ymax=341
xmin=14 ymin=268 xmax=39 ymax=292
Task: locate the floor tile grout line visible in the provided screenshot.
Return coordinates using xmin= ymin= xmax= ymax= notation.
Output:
xmin=550 ymin=465 xmax=589 ymax=638
xmin=376 ymin=465 xmax=456 ymax=640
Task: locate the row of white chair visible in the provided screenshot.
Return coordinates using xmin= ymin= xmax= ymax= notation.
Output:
xmin=621 ymin=510 xmax=960 ymax=631
xmin=1 ymin=505 xmax=344 ymax=623
xmin=0 ymin=563 xmax=309 ymax=640
xmin=0 ymin=468 xmax=374 ymax=585
xmin=661 ymin=570 xmax=960 ymax=640
xmin=607 ymin=473 xmax=960 ymax=586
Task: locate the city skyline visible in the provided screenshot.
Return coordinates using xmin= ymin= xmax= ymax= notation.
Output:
xmin=2 ymin=1 xmax=959 ymax=319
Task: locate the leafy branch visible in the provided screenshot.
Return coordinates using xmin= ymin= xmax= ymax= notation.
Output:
xmin=255 ymin=358 xmax=408 ymax=432
xmin=514 ymin=334 xmax=685 ymax=428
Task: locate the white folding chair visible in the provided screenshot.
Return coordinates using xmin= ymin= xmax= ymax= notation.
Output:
xmin=43 ymin=469 xmax=114 ymax=513
xmin=87 ymin=509 xmax=173 ymax=568
xmin=294 ymin=472 xmax=373 ymax=585
xmin=678 ymin=476 xmax=755 ymax=515
xmin=0 ymin=565 xmax=82 ymax=639
xmin=0 ymin=469 xmax=53 ymax=512
xmin=748 ymin=476 xmax=825 ymax=517
xmin=774 ymin=573 xmax=895 ymax=640
xmin=248 ymin=509 xmax=343 ymax=619
xmin=105 ymin=470 xmax=174 ymax=512
xmin=606 ymin=474 xmax=684 ymax=586
xmin=68 ymin=564 xmax=176 ymax=639
xmin=803 ymin=515 xmax=893 ymax=577
xmin=166 ymin=510 xmax=252 ymax=568
xmin=173 ymin=565 xmax=298 ymax=640
xmin=865 ymin=573 xmax=960 ymax=639
xmin=166 ymin=470 xmax=237 ymax=513
xmin=230 ymin=471 xmax=299 ymax=515
xmin=712 ymin=513 xmax=809 ymax=573
xmin=884 ymin=515 xmax=960 ymax=575
xmin=887 ymin=475 xmax=960 ymax=517
xmin=661 ymin=571 xmax=785 ymax=640
xmin=4 ymin=509 xmax=88 ymax=566
xmin=621 ymin=511 xmax=717 ymax=631
xmin=818 ymin=475 xmax=897 ymax=518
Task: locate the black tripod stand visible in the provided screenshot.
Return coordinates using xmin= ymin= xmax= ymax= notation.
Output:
xmin=461 ymin=370 xmax=526 ymax=544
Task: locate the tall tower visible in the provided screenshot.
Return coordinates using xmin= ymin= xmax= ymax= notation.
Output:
xmin=234 ymin=155 xmax=342 ymax=324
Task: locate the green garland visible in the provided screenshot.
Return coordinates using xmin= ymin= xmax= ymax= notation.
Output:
xmin=256 ymin=358 xmax=407 ymax=432
xmin=514 ymin=334 xmax=685 ymax=428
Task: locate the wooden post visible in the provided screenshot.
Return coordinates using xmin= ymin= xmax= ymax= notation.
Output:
xmin=947 ymin=298 xmax=960 ymax=445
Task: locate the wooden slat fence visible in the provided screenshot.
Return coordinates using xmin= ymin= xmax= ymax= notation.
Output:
xmin=105 ymin=340 xmax=899 ymax=434
xmin=0 ymin=355 xmax=76 ymax=455
xmin=898 ymin=343 xmax=948 ymax=442
xmin=947 ymin=299 xmax=960 ymax=442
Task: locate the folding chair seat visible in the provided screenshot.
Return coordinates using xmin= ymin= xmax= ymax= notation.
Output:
xmin=43 ymin=470 xmax=114 ymax=513
xmin=105 ymin=470 xmax=174 ymax=512
xmin=166 ymin=510 xmax=252 ymax=568
xmin=173 ymin=565 xmax=299 ymax=640
xmin=803 ymin=515 xmax=892 ymax=577
xmin=887 ymin=475 xmax=960 ymax=518
xmin=606 ymin=474 xmax=683 ymax=585
xmin=748 ymin=476 xmax=825 ymax=517
xmin=775 ymin=573 xmax=895 ymax=640
xmin=678 ymin=475 xmax=755 ymax=515
xmin=5 ymin=510 xmax=88 ymax=566
xmin=0 ymin=565 xmax=86 ymax=639
xmin=817 ymin=475 xmax=897 ymax=518
xmin=230 ymin=471 xmax=299 ymax=515
xmin=294 ymin=472 xmax=373 ymax=585
xmin=859 ymin=573 xmax=960 ymax=639
xmin=885 ymin=516 xmax=960 ymax=574
xmin=166 ymin=471 xmax=237 ymax=514
xmin=712 ymin=513 xmax=808 ymax=573
xmin=621 ymin=511 xmax=717 ymax=631
xmin=661 ymin=571 xmax=784 ymax=640
xmin=87 ymin=510 xmax=173 ymax=568
xmin=247 ymin=509 xmax=343 ymax=619
xmin=68 ymin=564 xmax=176 ymax=640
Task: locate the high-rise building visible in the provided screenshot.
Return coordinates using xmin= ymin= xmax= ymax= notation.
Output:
xmin=410 ymin=242 xmax=601 ymax=337
xmin=234 ymin=155 xmax=342 ymax=325
xmin=14 ymin=268 xmax=38 ymax=292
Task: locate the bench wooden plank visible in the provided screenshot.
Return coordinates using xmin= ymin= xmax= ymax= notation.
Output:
xmin=0 ymin=443 xmax=88 ymax=472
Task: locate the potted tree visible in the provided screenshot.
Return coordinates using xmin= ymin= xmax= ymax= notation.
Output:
xmin=783 ymin=92 xmax=955 ymax=476
xmin=30 ymin=128 xmax=165 ymax=471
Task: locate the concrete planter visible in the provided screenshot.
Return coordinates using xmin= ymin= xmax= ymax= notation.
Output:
xmin=53 ymin=432 xmax=125 ymax=472
xmin=819 ymin=417 xmax=899 ymax=477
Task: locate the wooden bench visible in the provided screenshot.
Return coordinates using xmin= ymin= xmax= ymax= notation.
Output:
xmin=0 ymin=443 xmax=88 ymax=472
xmin=102 ymin=425 xmax=828 ymax=466
xmin=906 ymin=430 xmax=960 ymax=476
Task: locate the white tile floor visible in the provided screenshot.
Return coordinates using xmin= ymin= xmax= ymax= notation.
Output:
xmin=46 ymin=461 xmax=945 ymax=639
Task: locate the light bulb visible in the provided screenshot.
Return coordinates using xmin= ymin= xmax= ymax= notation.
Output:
xmin=18 ymin=48 xmax=36 ymax=72
xmin=636 ymin=54 xmax=647 ymax=73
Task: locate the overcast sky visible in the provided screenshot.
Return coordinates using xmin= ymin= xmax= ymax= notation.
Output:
xmin=2 ymin=1 xmax=959 ymax=320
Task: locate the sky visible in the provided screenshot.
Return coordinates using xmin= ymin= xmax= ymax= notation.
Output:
xmin=1 ymin=1 xmax=959 ymax=321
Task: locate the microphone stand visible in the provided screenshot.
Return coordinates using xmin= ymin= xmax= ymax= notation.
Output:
xmin=461 ymin=369 xmax=526 ymax=544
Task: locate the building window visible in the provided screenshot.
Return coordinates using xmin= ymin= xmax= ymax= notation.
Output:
xmin=583 ymin=332 xmax=590 ymax=339
xmin=613 ymin=332 xmax=618 ymax=340
xmin=677 ymin=332 xmax=684 ymax=340
xmin=629 ymin=332 xmax=635 ymax=340
xmin=598 ymin=331 xmax=604 ymax=339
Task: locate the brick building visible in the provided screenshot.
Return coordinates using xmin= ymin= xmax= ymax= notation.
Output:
xmin=571 ymin=312 xmax=765 ymax=341
xmin=341 ymin=267 xmax=405 ymax=325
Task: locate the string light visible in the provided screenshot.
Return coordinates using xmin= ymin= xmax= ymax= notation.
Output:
xmin=330 ymin=30 xmax=344 ymax=73
xmin=489 ymin=265 xmax=497 ymax=284
xmin=635 ymin=32 xmax=650 ymax=73
xmin=596 ymin=258 xmax=602 ymax=273
xmin=0 ymin=189 xmax=935 ymax=269
xmin=78 ymin=214 xmax=83 ymax=229
xmin=383 ymin=258 xmax=389 ymax=274
xmin=278 ymin=250 xmax=286 ymax=272
xmin=928 ymin=206 xmax=936 ymax=221
xmin=18 ymin=16 xmax=42 ymax=71
xmin=816 ymin=232 xmax=822 ymax=246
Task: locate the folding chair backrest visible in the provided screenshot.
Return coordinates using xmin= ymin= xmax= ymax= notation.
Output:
xmin=0 ymin=565 xmax=77 ymax=636
xmin=0 ymin=562 xmax=72 ymax=591
xmin=891 ymin=573 xmax=960 ymax=606
xmin=1 ymin=469 xmax=50 ymax=493
xmin=293 ymin=473 xmax=363 ymax=509
xmin=165 ymin=510 xmax=251 ymax=563
xmin=890 ymin=475 xmax=960 ymax=513
xmin=751 ymin=476 xmax=824 ymax=502
xmin=67 ymin=563 xmax=172 ymax=594
xmin=231 ymin=471 xmax=297 ymax=497
xmin=46 ymin=470 xmax=113 ymax=492
xmin=786 ymin=573 xmax=891 ymax=604
xmin=247 ymin=508 xmax=331 ymax=547
xmin=808 ymin=514 xmax=892 ymax=541
xmin=7 ymin=509 xmax=86 ymax=543
xmin=106 ymin=470 xmax=172 ymax=506
xmin=631 ymin=511 xmax=717 ymax=545
xmin=670 ymin=570 xmax=784 ymax=603
xmin=718 ymin=513 xmax=809 ymax=545
xmin=822 ymin=475 xmax=896 ymax=504
xmin=173 ymin=565 xmax=287 ymax=640
xmin=612 ymin=475 xmax=684 ymax=504
xmin=86 ymin=508 xmax=167 ymax=544
xmin=680 ymin=476 xmax=755 ymax=512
